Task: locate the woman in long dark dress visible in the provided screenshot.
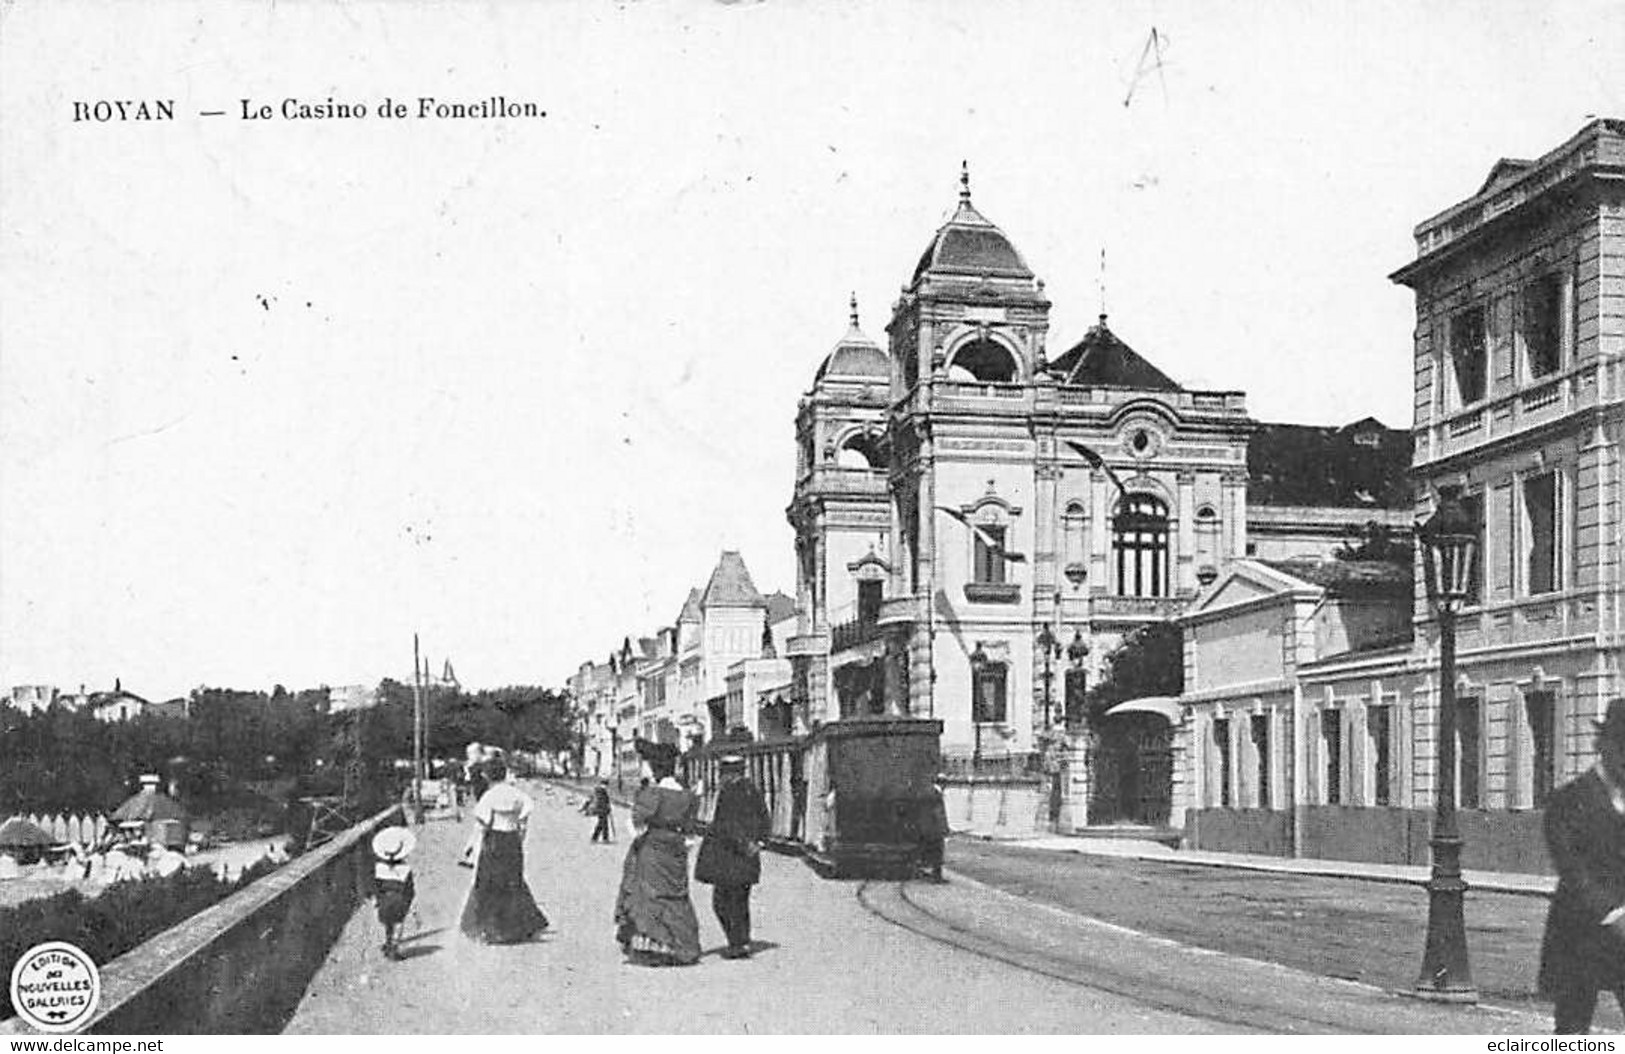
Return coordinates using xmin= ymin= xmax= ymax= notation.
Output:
xmin=460 ymin=759 xmax=549 ymax=944
xmin=613 ymin=747 xmax=701 ymax=966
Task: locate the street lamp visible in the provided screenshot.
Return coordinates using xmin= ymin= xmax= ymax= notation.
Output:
xmin=1035 ymin=624 xmax=1059 ymax=730
xmin=970 ymin=640 xmax=989 ymax=768
xmin=1066 ymin=630 xmax=1090 ymax=729
xmin=1415 ymin=489 xmax=1479 ymax=1003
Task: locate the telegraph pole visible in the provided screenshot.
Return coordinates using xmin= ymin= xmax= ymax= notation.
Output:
xmin=412 ymin=633 xmax=425 ymax=825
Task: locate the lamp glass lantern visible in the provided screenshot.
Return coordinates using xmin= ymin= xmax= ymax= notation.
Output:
xmin=1420 ymin=491 xmax=1479 ymax=612
xmin=1035 ymin=625 xmax=1058 ymax=729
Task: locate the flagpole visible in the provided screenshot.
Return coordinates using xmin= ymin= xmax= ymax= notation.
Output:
xmin=412 ymin=633 xmax=424 ymax=825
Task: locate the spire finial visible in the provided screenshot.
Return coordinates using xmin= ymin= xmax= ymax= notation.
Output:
xmin=1098 ymin=246 xmax=1108 ymax=320
xmin=849 ymin=291 xmax=859 ymax=328
xmin=959 ymin=160 xmax=971 ymax=205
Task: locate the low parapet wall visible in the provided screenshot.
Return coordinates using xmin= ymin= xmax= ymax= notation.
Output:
xmin=2 ymin=804 xmax=401 ymax=1035
xmin=941 ymin=775 xmax=1046 ymax=840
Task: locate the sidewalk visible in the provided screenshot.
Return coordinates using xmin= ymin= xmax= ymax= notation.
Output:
xmin=1000 ymin=834 xmax=1555 ymax=897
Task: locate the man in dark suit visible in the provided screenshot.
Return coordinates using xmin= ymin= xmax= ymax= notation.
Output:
xmin=586 ymin=780 xmax=613 ymax=843
xmin=694 ymin=755 xmax=770 ymax=959
xmin=1541 ymin=698 xmax=1625 ymax=1033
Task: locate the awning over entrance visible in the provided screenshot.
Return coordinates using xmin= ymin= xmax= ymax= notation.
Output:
xmin=1104 ymin=696 xmax=1183 ymax=722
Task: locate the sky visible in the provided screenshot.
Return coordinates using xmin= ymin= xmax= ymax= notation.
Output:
xmin=1 ymin=0 xmax=1620 ymax=701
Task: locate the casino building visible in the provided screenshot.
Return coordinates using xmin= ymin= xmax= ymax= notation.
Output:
xmin=784 ymin=168 xmax=1408 ymax=830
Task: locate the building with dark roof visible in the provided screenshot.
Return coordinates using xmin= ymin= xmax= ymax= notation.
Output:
xmin=1245 ymin=418 xmax=1413 ymax=561
xmin=1174 ymin=119 xmax=1625 ymax=874
xmin=783 ymin=163 xmax=1408 ymax=807
xmin=569 ymin=550 xmax=793 ymax=759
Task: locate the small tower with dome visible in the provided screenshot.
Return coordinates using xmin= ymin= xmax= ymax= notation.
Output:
xmin=785 ymin=295 xmax=894 ymax=726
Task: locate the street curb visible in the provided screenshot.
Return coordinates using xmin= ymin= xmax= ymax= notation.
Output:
xmin=934 ymin=865 xmax=1554 ymax=1030
xmin=982 ymin=837 xmax=1555 ymax=899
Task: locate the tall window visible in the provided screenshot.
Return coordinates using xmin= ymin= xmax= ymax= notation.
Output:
xmin=857 ymin=579 xmax=882 ymax=623
xmin=1526 ymin=691 xmax=1556 ymax=808
xmin=1457 ymin=697 xmax=1481 ymax=809
xmin=974 ymin=525 xmax=1007 ymax=584
xmin=1213 ymin=718 xmax=1232 ymax=808
xmin=973 ymin=662 xmax=1007 ymax=723
xmin=1523 ymin=273 xmax=1564 ymax=379
xmin=1524 ymin=472 xmax=1559 ymax=595
xmin=1114 ymin=495 xmax=1170 ymax=597
xmin=1450 ymin=305 xmax=1487 ymax=406
xmin=1454 ymin=490 xmax=1485 ymax=606
xmin=1251 ymin=715 xmax=1271 ymax=809
xmin=1370 ymin=705 xmax=1393 ymax=806
xmin=1323 ymin=711 xmax=1343 ymax=805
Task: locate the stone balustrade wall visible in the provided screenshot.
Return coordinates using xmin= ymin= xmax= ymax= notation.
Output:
xmin=1 ymin=804 xmax=401 ymax=1035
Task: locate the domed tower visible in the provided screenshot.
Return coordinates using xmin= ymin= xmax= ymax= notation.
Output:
xmin=885 ymin=165 xmax=1052 ymax=726
xmin=889 ymin=162 xmax=1051 ymax=393
xmin=785 ymin=297 xmax=893 ymax=726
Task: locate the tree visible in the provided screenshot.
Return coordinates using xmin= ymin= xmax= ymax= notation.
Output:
xmin=1334 ymin=520 xmax=1413 ymax=564
xmin=1086 ymin=621 xmax=1183 ymax=723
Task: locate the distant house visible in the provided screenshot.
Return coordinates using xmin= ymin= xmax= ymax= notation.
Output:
xmin=7 ymin=685 xmax=59 ymax=714
xmin=327 ymin=684 xmax=378 ymax=713
xmin=87 ymin=680 xmax=153 ymax=722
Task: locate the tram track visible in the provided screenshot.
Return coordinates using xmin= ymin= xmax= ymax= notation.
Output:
xmin=853 ymin=878 xmax=1541 ymax=1034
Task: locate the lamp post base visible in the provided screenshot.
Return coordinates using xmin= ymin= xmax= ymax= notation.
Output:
xmin=1414 ymin=831 xmax=1478 ymax=1004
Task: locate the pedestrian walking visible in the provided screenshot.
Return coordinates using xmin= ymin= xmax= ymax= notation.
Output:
xmin=584 ymin=779 xmax=614 ymax=843
xmin=915 ymin=778 xmax=948 ymax=883
xmin=466 ymin=742 xmax=491 ymax=805
xmin=694 ymin=754 xmax=770 ymax=959
xmin=369 ymin=826 xmax=417 ymax=961
xmin=1540 ymin=697 xmax=1625 ymax=1033
xmin=459 ymin=759 xmax=549 ymax=944
xmin=614 ymin=742 xmax=702 ymax=966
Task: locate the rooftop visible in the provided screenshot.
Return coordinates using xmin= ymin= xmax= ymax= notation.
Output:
xmin=700 ymin=550 xmax=766 ymax=609
xmin=1247 ymin=419 xmax=1411 ymax=509
xmin=1260 ymin=558 xmax=1412 ymax=600
xmin=1047 ymin=314 xmax=1181 ymax=390
xmin=910 ymin=164 xmax=1033 ymax=284
xmin=814 ymin=295 xmax=888 ymax=384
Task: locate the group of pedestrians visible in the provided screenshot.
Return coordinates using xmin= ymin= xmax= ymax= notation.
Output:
xmin=363 ymin=741 xmax=771 ymax=968
xmin=612 ymin=749 xmax=769 ymax=965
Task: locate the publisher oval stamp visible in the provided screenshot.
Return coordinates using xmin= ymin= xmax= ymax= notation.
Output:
xmin=9 ymin=941 xmax=101 ymax=1033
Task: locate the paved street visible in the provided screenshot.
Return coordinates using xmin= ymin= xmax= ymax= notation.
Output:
xmin=949 ymin=838 xmax=1615 ymax=1030
xmin=285 ymin=783 xmax=1553 ymax=1034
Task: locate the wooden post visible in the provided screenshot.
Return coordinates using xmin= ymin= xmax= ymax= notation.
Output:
xmin=412 ymin=633 xmax=424 ymax=825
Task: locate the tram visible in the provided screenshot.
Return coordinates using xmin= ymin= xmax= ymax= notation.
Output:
xmin=685 ymin=717 xmax=942 ymax=879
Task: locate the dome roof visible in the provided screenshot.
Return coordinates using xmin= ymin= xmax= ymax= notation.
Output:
xmin=814 ymin=295 xmax=889 ymax=383
xmin=911 ymin=164 xmax=1033 ymax=284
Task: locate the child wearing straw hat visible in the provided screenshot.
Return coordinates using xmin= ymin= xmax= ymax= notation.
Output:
xmin=369 ymin=826 xmax=417 ymax=961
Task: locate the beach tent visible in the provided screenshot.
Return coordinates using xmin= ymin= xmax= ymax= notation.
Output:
xmin=110 ymin=779 xmax=187 ymax=824
xmin=0 ymin=816 xmax=52 ymax=848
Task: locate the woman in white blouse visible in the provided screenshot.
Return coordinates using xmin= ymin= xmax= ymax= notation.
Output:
xmin=459 ymin=758 xmax=549 ymax=944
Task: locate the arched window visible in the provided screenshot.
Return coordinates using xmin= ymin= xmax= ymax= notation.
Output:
xmin=1114 ymin=494 xmax=1170 ymax=597
xmin=946 ymin=339 xmax=1017 ymax=383
xmin=835 ymin=433 xmax=882 ymax=469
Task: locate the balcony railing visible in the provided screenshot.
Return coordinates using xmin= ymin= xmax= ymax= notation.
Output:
xmin=830 ymin=616 xmax=886 ymax=652
xmin=877 ymin=593 xmax=929 ymax=627
xmin=940 ymin=750 xmax=1045 ymax=780
xmin=964 ymin=581 xmax=1021 ymax=604
xmin=1091 ymin=595 xmax=1187 ymax=619
xmin=796 ymin=466 xmax=888 ymax=497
